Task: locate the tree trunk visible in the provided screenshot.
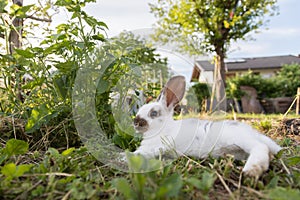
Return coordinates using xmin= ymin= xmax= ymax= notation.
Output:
xmin=211 ymin=47 xmax=227 ymax=112
xmin=9 ymin=0 xmax=24 ymax=102
xmin=9 ymin=0 xmax=23 ymax=53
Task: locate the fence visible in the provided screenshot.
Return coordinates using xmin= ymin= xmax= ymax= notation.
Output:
xmin=296 ymin=87 xmax=300 ymax=115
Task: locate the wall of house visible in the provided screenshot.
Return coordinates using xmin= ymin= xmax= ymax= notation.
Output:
xmin=258 ymin=69 xmax=279 ymax=78
xmin=197 ymin=68 xmax=279 ymax=84
xmin=227 ymin=68 xmax=280 ymax=79
xmin=199 ymin=71 xmax=214 ymax=84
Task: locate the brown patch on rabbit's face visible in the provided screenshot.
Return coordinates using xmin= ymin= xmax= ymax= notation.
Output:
xmin=133 ymin=115 xmax=149 ymax=133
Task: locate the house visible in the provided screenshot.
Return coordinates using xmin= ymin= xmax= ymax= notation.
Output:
xmin=191 ymin=55 xmax=300 ymax=83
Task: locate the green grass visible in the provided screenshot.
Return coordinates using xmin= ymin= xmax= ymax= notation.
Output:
xmin=0 ymin=115 xmax=300 ymax=200
xmin=181 ymin=112 xmax=299 ymax=120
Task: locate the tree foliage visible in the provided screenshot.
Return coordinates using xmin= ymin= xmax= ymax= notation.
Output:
xmin=107 ymin=31 xmax=169 ymax=97
xmin=150 ymin=0 xmax=278 ymax=56
xmin=150 ymin=0 xmax=278 ymax=111
xmin=0 ymin=0 xmax=55 ymax=102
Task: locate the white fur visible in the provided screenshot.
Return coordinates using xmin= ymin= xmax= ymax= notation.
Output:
xmin=131 ymin=76 xmax=282 ymax=177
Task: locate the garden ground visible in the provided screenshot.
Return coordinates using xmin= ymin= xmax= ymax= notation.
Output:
xmin=0 ymin=113 xmax=299 ymax=199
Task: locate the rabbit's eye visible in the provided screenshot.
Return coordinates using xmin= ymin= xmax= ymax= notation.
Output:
xmin=150 ymin=110 xmax=158 ymax=118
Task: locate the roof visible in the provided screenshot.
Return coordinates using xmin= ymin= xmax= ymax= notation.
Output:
xmin=195 ymin=55 xmax=300 ymax=72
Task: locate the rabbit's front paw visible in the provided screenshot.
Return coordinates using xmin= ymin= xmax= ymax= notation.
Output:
xmin=242 ymin=160 xmax=269 ymax=177
xmin=243 ymin=164 xmax=264 ymax=177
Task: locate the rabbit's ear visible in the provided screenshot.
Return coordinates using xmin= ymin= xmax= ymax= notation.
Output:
xmin=157 ymin=75 xmax=186 ymax=108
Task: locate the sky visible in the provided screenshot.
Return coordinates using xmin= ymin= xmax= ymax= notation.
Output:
xmin=51 ymin=0 xmax=300 ymax=80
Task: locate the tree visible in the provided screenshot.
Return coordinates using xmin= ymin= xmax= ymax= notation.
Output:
xmin=149 ymin=0 xmax=278 ymax=111
xmin=1 ymin=0 xmax=53 ymax=102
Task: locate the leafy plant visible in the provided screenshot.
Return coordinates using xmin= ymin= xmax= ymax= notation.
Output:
xmin=226 ymin=71 xmax=279 ymax=99
xmin=185 ymin=171 xmax=216 ymax=198
xmin=1 ymin=163 xmax=33 ymax=181
xmin=0 ymin=139 xmax=29 ymax=165
xmin=111 ymin=158 xmax=183 ymax=200
xmin=3 ymin=139 xmax=29 ymax=157
xmin=276 ymin=63 xmax=300 ymax=97
xmin=1 ymin=0 xmax=102 ymax=148
xmin=0 ymin=139 xmax=32 ymax=183
xmin=95 ymin=32 xmax=169 ymax=150
xmin=267 ymin=187 xmax=300 ymax=200
xmin=186 ymin=82 xmax=210 ymax=112
xmin=227 ymin=64 xmax=300 ymax=100
xmin=0 ymin=1 xmax=169 ymax=150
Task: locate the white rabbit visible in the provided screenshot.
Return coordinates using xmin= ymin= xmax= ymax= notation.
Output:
xmin=131 ymin=75 xmax=282 ymax=177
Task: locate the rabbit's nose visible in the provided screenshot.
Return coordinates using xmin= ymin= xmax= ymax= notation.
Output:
xmin=134 ymin=116 xmax=147 ymax=127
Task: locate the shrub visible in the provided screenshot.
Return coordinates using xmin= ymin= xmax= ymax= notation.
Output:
xmin=226 ymin=63 xmax=300 ymax=100
xmin=186 ymin=83 xmax=210 ymax=112
xmin=275 ymin=63 xmax=300 ymax=97
xmin=0 ymin=1 xmax=168 ymax=151
xmin=226 ymin=71 xmax=277 ymax=99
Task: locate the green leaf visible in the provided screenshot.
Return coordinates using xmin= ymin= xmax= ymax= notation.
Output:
xmin=111 ymin=178 xmax=134 ymax=199
xmin=200 ymin=171 xmax=216 ymax=193
xmin=14 ymin=164 xmax=33 ymax=177
xmin=14 ymin=48 xmax=35 ymax=58
xmin=127 ymin=154 xmax=144 ymax=172
xmin=157 ymin=173 xmax=182 ymax=198
xmin=186 ymin=171 xmax=216 ymax=194
xmin=91 ymin=34 xmax=105 ymax=41
xmin=83 ymin=15 xmax=108 ymax=29
xmin=83 ymin=15 xmax=98 ymax=27
xmin=132 ymin=174 xmax=146 ymax=194
xmin=17 ymin=4 xmax=34 ymax=18
xmin=286 ymin=156 xmax=300 ymax=166
xmin=96 ymin=79 xmax=109 ymax=94
xmin=97 ymin=21 xmax=108 ymax=29
xmin=186 ymin=177 xmax=203 ymax=189
xmin=112 ymin=134 xmax=128 ymax=150
xmin=53 ymin=75 xmax=69 ymax=99
xmin=1 ymin=163 xmax=16 ymax=178
xmin=25 ymin=103 xmax=58 ymax=133
xmin=71 ymin=11 xmax=81 ymax=19
xmin=266 ymin=176 xmax=279 ymax=189
xmin=22 ymin=77 xmax=45 ymax=90
xmin=1 ymin=163 xmax=32 ymax=180
xmin=55 ymin=61 xmax=76 ymax=72
xmin=47 ymin=148 xmax=60 ymax=158
xmin=4 ymin=139 xmax=29 ymax=157
xmin=268 ymin=187 xmax=300 ymax=200
xmin=62 ymin=148 xmax=75 ymax=156
xmin=0 ymin=154 xmax=8 ymax=165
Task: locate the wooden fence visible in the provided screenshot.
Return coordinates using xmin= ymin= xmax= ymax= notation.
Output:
xmin=296 ymin=87 xmax=300 ymax=115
